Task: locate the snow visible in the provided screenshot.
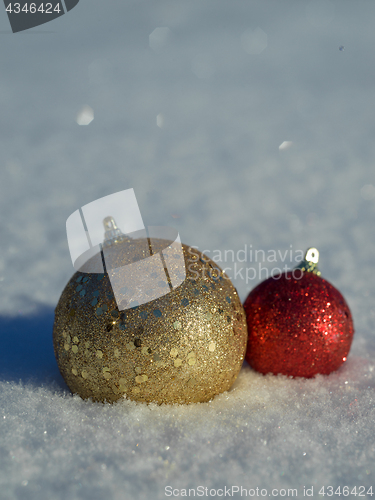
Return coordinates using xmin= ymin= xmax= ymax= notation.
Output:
xmin=1 ymin=0 xmax=375 ymax=498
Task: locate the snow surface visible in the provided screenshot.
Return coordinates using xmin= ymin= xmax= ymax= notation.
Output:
xmin=1 ymin=1 xmax=375 ymax=498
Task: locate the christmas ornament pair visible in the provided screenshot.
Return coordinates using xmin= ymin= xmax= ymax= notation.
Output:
xmin=53 ymin=192 xmax=354 ymax=404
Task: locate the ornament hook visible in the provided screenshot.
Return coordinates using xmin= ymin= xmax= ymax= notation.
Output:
xmin=295 ymin=247 xmax=321 ymax=275
xmin=102 ymin=216 xmax=128 ymax=247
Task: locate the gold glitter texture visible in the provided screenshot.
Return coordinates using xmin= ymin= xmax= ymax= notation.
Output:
xmin=53 ymin=240 xmax=247 ymax=404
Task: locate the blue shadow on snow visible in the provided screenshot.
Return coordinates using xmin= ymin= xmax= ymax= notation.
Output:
xmin=0 ymin=306 xmax=68 ymax=390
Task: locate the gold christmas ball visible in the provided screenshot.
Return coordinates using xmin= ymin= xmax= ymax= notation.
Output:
xmin=53 ymin=223 xmax=247 ymax=404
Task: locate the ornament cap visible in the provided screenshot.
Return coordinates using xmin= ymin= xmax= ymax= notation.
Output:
xmin=102 ymin=216 xmax=130 ymax=247
xmin=295 ymin=247 xmax=321 ymax=275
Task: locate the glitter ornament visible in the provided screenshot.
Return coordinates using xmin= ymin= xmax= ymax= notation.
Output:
xmin=53 ymin=217 xmax=247 ymax=404
xmin=244 ymin=248 xmax=354 ymax=378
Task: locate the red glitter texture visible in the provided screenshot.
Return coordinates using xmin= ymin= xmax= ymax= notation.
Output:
xmin=244 ymin=271 xmax=354 ymax=377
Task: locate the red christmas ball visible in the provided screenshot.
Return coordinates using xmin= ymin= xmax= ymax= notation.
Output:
xmin=244 ymin=267 xmax=354 ymax=378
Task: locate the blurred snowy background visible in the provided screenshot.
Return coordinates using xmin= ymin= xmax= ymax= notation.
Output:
xmin=1 ymin=0 xmax=375 ymax=498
